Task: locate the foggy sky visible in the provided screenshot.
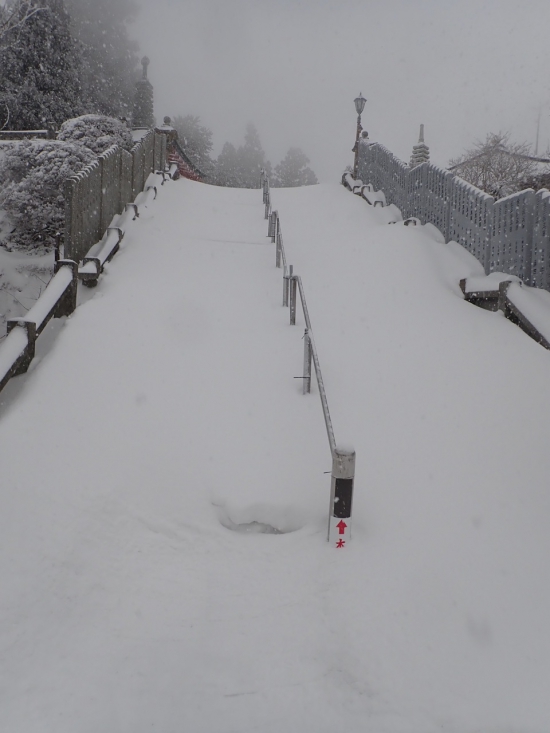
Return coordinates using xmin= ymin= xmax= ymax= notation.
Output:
xmin=131 ymin=0 xmax=550 ymax=182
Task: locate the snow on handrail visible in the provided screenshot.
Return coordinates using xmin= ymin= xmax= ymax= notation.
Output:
xmin=23 ymin=266 xmax=74 ymax=333
xmin=0 ymin=327 xmax=28 ymax=387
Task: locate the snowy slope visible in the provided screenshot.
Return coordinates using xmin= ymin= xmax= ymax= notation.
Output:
xmin=1 ymin=179 xmax=550 ymax=732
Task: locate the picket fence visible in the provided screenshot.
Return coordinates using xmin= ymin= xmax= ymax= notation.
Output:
xmin=64 ymin=130 xmax=167 ymax=262
xmin=357 ymin=140 xmax=550 ymax=291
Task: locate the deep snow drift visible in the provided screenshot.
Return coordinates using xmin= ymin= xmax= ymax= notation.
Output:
xmin=1 ymin=178 xmax=549 ymax=732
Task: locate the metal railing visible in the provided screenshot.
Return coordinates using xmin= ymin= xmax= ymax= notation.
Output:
xmin=260 ymin=171 xmax=355 ymax=545
xmin=356 ymin=139 xmax=550 ymax=291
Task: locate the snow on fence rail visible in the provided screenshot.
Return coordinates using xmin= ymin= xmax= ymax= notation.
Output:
xmin=0 ymin=260 xmax=77 ymax=393
xmin=64 ymin=130 xmax=167 ymax=263
xmin=356 ymin=140 xmax=550 ymax=291
xmin=0 ymin=128 xmax=56 ymax=140
xmin=261 ymin=172 xmax=355 ymax=547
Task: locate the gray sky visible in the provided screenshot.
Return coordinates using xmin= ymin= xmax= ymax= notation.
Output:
xmin=132 ymin=0 xmax=550 ymax=181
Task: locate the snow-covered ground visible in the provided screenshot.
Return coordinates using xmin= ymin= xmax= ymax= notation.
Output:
xmin=1 ymin=178 xmax=550 ymax=732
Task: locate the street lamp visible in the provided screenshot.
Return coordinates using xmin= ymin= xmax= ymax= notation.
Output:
xmin=353 ymin=92 xmax=367 ymax=179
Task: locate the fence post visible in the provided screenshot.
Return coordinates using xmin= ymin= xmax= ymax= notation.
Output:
xmin=328 ymin=446 xmax=356 ymax=547
xmin=6 ymin=320 xmax=36 ymax=375
xmin=98 ymin=154 xmax=105 ymax=234
xmin=302 ymin=328 xmax=312 ymax=394
xmin=63 ymin=177 xmax=76 ymax=262
xmin=484 ymin=197 xmax=495 ymax=275
xmin=53 ymin=260 xmax=78 ymax=317
xmin=276 ymin=231 xmax=282 ymax=268
xmin=524 ymin=190 xmax=536 ymax=286
xmin=283 ymin=267 xmax=289 ymax=307
xmin=289 ymin=268 xmax=296 ymax=325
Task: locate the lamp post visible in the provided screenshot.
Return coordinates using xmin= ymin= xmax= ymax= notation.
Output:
xmin=352 ymin=92 xmax=367 ymax=179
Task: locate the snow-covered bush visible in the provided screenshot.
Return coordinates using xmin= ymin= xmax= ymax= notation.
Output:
xmin=0 ymin=140 xmax=95 ymax=251
xmin=58 ymin=114 xmax=133 ymax=155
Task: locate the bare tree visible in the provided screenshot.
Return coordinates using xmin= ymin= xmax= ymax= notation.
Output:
xmin=448 ymin=132 xmax=538 ymax=199
xmin=0 ymin=0 xmax=44 ymax=48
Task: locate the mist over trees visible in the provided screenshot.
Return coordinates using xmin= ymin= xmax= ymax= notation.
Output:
xmin=170 ymin=116 xmax=317 ymax=189
xmin=274 ymin=147 xmax=318 ymax=187
xmin=236 ymin=123 xmax=270 ymax=188
xmin=214 ymin=142 xmax=239 ymax=187
xmin=66 ymin=0 xmax=139 ymax=119
xmin=214 ymin=123 xmax=272 ymax=188
xmin=0 ymin=0 xmax=139 ymax=130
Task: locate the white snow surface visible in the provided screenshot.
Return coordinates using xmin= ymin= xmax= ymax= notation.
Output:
xmin=1 ymin=179 xmax=550 ymax=732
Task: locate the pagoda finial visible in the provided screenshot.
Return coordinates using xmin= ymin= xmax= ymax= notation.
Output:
xmin=410 ymin=124 xmax=430 ymax=168
xmin=141 ymin=56 xmax=150 ymax=79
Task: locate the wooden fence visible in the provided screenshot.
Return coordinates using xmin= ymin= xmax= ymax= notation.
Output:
xmin=64 ymin=130 xmax=167 ymax=262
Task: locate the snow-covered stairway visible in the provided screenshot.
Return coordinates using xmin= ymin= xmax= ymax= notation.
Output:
xmin=1 ymin=178 xmax=550 ymax=732
xmin=0 ymin=179 xmax=331 ymax=731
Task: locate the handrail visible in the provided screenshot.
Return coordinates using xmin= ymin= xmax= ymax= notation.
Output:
xmin=260 ymin=172 xmax=336 ymax=456
xmin=260 ymin=176 xmax=356 ymax=544
xmin=294 ymin=275 xmax=337 ymax=454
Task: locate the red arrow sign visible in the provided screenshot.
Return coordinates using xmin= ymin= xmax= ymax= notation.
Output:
xmin=336 ymin=520 xmax=347 ymax=535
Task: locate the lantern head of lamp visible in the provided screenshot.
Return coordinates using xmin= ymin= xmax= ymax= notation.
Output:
xmin=354 ymin=93 xmax=367 ymax=117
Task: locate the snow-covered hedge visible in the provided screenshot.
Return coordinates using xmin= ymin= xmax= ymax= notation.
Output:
xmin=0 ymin=140 xmax=95 ymax=251
xmin=58 ymin=114 xmax=133 ymax=155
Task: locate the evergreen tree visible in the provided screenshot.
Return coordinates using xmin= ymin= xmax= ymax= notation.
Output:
xmin=215 ymin=142 xmax=240 ymax=187
xmin=0 ymin=0 xmax=83 ymax=130
xmin=173 ymin=114 xmax=214 ymax=180
xmin=274 ymin=147 xmax=318 ymax=187
xmin=237 ymin=123 xmax=269 ymax=188
xmin=65 ymin=0 xmax=139 ymax=119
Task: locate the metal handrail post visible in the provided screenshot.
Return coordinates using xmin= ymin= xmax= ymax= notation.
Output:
xmin=289 ymin=270 xmax=296 ymax=325
xmin=283 ymin=265 xmax=289 ymax=307
xmin=272 ymin=212 xmax=279 ymax=243
xmin=302 ymin=328 xmax=312 ymax=394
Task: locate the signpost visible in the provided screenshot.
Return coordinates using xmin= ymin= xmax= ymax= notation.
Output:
xmin=328 ymin=446 xmax=355 ymax=547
